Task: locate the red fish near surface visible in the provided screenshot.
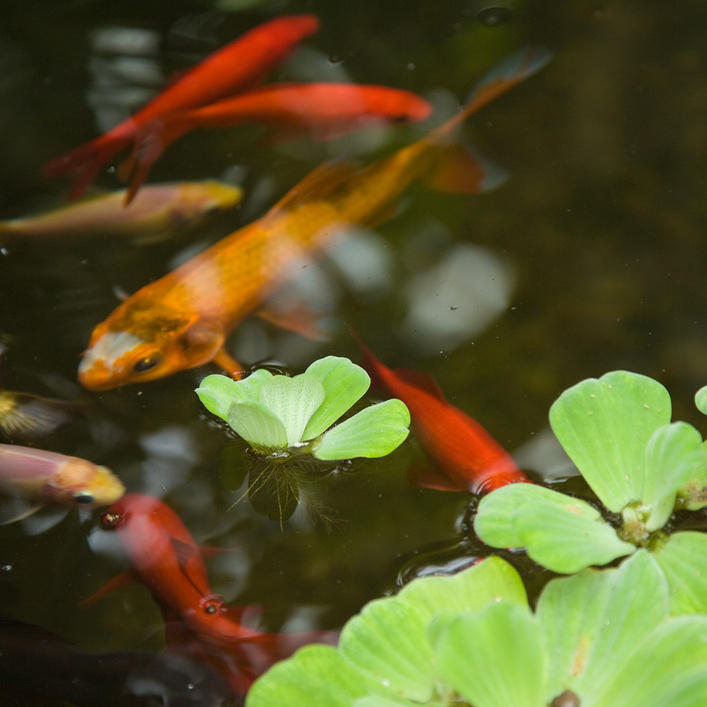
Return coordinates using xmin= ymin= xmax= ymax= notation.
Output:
xmin=124 ymin=82 xmax=432 ymax=203
xmin=89 ymin=493 xmax=336 ymax=692
xmin=43 ymin=15 xmax=319 ymax=199
xmin=353 ymin=335 xmax=531 ymax=494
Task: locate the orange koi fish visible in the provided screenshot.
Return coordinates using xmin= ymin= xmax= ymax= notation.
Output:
xmin=124 ymin=83 xmax=432 ymax=203
xmin=43 ymin=15 xmax=319 ymax=199
xmin=0 ymin=442 xmax=125 ymax=508
xmin=352 ymin=335 xmax=531 ymax=494
xmin=0 ymin=181 xmax=242 ymax=240
xmin=90 ymin=493 xmax=336 ymax=693
xmin=78 ymin=47 xmax=550 ymax=391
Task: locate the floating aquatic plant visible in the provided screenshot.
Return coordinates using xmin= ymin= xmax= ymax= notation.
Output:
xmin=474 ymin=370 xmax=707 ymax=614
xmin=196 ymin=356 xmax=410 ymax=462
xmin=246 ymin=552 xmax=707 ymax=706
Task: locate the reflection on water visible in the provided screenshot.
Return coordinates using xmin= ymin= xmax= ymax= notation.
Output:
xmin=0 ymin=0 xmax=706 ymax=703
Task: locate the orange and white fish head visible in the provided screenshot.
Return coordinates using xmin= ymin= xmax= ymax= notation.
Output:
xmin=78 ymin=315 xmax=227 ymax=391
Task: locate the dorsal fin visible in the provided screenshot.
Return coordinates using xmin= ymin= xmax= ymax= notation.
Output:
xmin=266 ymin=161 xmax=360 ymax=215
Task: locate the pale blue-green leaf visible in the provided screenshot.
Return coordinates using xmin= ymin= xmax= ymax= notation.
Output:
xmin=196 ymin=370 xmax=273 ymax=422
xmin=397 ymin=555 xmax=528 ymax=617
xmin=431 ymin=603 xmax=546 ymax=707
xmin=652 ymin=532 xmax=707 ymax=615
xmin=642 ymin=422 xmax=705 ymax=530
xmin=677 ymin=441 xmax=707 ymax=510
xmin=259 ymin=374 xmax=325 ymax=446
xmin=245 ymin=644 xmax=393 ymax=707
xmin=537 ymin=550 xmax=669 ymax=700
xmin=696 ymin=385 xmax=707 ymax=415
xmin=227 ymin=401 xmax=288 ymax=452
xmin=313 ymin=399 xmax=410 ymax=460
xmin=301 ymin=356 xmax=371 ymax=440
xmin=589 ymin=616 xmax=707 ymax=707
xmin=549 ymin=371 xmax=671 ymax=511
xmin=339 ymin=598 xmax=436 ymax=702
xmin=474 ymin=484 xmax=635 ymax=573
xmin=338 ymin=558 xmax=526 ymax=704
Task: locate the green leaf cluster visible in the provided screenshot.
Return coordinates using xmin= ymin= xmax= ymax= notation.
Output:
xmin=246 ymin=553 xmax=707 ymax=706
xmin=196 ymin=356 xmax=410 ymax=461
xmin=474 ymin=371 xmax=707 ymax=613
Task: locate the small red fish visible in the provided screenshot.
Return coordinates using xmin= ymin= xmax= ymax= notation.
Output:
xmin=89 ymin=493 xmax=336 ymax=693
xmin=43 ymin=15 xmax=319 ymax=199
xmin=353 ymin=335 xmax=531 ymax=494
xmin=124 ymin=82 xmax=432 ymax=203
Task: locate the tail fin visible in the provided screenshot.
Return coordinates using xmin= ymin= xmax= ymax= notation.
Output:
xmin=42 ymin=133 xmax=131 ymax=200
xmin=434 ymin=46 xmax=551 ymax=140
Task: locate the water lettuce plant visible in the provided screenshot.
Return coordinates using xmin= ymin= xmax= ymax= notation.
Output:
xmin=246 ymin=552 xmax=707 ymax=706
xmin=474 ymin=370 xmax=707 ymax=613
xmin=196 ymin=356 xmax=410 ymax=461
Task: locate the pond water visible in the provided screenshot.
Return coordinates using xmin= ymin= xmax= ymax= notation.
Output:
xmin=0 ymin=0 xmax=705 ymax=704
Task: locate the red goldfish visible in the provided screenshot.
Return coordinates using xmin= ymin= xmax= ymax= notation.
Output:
xmin=90 ymin=493 xmax=336 ymax=692
xmin=43 ymin=15 xmax=319 ymax=199
xmin=353 ymin=335 xmax=531 ymax=494
xmin=77 ymin=47 xmax=550 ymax=391
xmin=124 ymin=83 xmax=432 ymax=203
xmin=0 ymin=442 xmax=124 ymax=509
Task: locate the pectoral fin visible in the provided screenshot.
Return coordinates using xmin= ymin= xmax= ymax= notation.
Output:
xmin=408 ymin=464 xmax=468 ymax=492
xmin=426 ymin=145 xmax=508 ymax=194
xmin=79 ymin=570 xmax=137 ymax=607
xmin=256 ymin=303 xmax=333 ymax=341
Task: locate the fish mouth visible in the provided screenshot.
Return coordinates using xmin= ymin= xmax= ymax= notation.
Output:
xmin=78 ymin=331 xmax=144 ymax=390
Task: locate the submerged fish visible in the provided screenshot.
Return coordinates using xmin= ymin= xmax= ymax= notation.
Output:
xmin=0 ymin=181 xmax=243 ymax=239
xmin=89 ymin=493 xmax=337 ymax=693
xmin=352 ymin=334 xmax=531 ymax=494
xmin=0 ymin=443 xmax=124 ymax=509
xmin=78 ymin=47 xmax=550 ymax=390
xmin=124 ymin=82 xmax=432 ymax=203
xmin=42 ymin=15 xmax=319 ymax=199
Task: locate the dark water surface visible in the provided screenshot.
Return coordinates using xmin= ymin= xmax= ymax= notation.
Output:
xmin=1 ymin=0 xmax=706 ymax=703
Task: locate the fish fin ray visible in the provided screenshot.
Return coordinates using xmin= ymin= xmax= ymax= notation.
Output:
xmin=426 ymin=144 xmax=508 ymax=194
xmin=256 ymin=302 xmax=333 ymax=341
xmin=79 ymin=570 xmax=137 ymax=607
xmin=408 ymin=464 xmax=468 ymax=492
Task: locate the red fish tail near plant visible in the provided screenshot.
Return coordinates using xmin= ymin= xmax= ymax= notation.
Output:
xmin=42 ymin=14 xmax=320 ymax=199
xmin=350 ymin=330 xmax=531 ymax=494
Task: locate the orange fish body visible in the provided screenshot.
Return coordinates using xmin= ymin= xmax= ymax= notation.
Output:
xmin=78 ymin=47 xmax=550 ymax=390
xmin=43 ymin=15 xmax=319 ymax=199
xmin=353 ymin=340 xmax=530 ymax=494
xmin=125 ymin=82 xmax=432 ymax=202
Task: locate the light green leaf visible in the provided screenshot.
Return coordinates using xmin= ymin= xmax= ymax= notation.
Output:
xmin=246 ymin=644 xmax=391 ymax=707
xmin=474 ymin=484 xmax=635 ymax=573
xmin=338 ymin=557 xmax=526 ymax=704
xmin=652 ymin=532 xmax=707 ymax=615
xmin=227 ymin=400 xmax=288 ymax=452
xmin=301 ymin=357 xmax=371 ymax=440
xmin=549 ymin=371 xmax=671 ymax=511
xmin=259 ymin=374 xmax=325 ymax=446
xmin=537 ymin=550 xmax=669 ymax=700
xmin=642 ymin=422 xmax=705 ymax=530
xmin=590 ymin=616 xmax=707 ymax=707
xmin=196 ymin=370 xmax=272 ymax=421
xmin=677 ymin=440 xmax=707 ymax=510
xmin=696 ymin=385 xmax=707 ymax=415
xmin=431 ymin=603 xmax=546 ymax=707
xmin=313 ymin=399 xmax=410 ymax=460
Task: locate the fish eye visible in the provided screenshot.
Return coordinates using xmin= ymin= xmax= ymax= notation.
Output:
xmin=100 ymin=511 xmax=124 ymax=529
xmin=73 ymin=491 xmax=95 ymax=505
xmin=133 ymin=353 xmax=162 ymax=373
xmin=200 ymin=594 xmax=224 ymax=615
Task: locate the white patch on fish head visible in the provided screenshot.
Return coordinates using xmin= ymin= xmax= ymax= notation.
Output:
xmin=78 ymin=331 xmax=145 ymax=389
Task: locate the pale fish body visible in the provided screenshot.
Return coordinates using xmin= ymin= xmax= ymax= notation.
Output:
xmin=0 ymin=443 xmax=125 ymax=507
xmin=0 ymin=181 xmax=243 ymax=238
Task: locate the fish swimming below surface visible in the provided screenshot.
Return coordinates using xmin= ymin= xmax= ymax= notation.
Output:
xmin=0 ymin=443 xmax=124 ymax=522
xmin=77 ymin=46 xmax=551 ymax=391
xmin=352 ymin=333 xmax=531 ymax=494
xmin=123 ymin=82 xmax=432 ymax=203
xmin=88 ymin=493 xmax=337 ymax=694
xmin=0 ymin=390 xmax=83 ymax=442
xmin=0 ymin=181 xmax=243 ymax=240
xmin=42 ymin=14 xmax=320 ymax=199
